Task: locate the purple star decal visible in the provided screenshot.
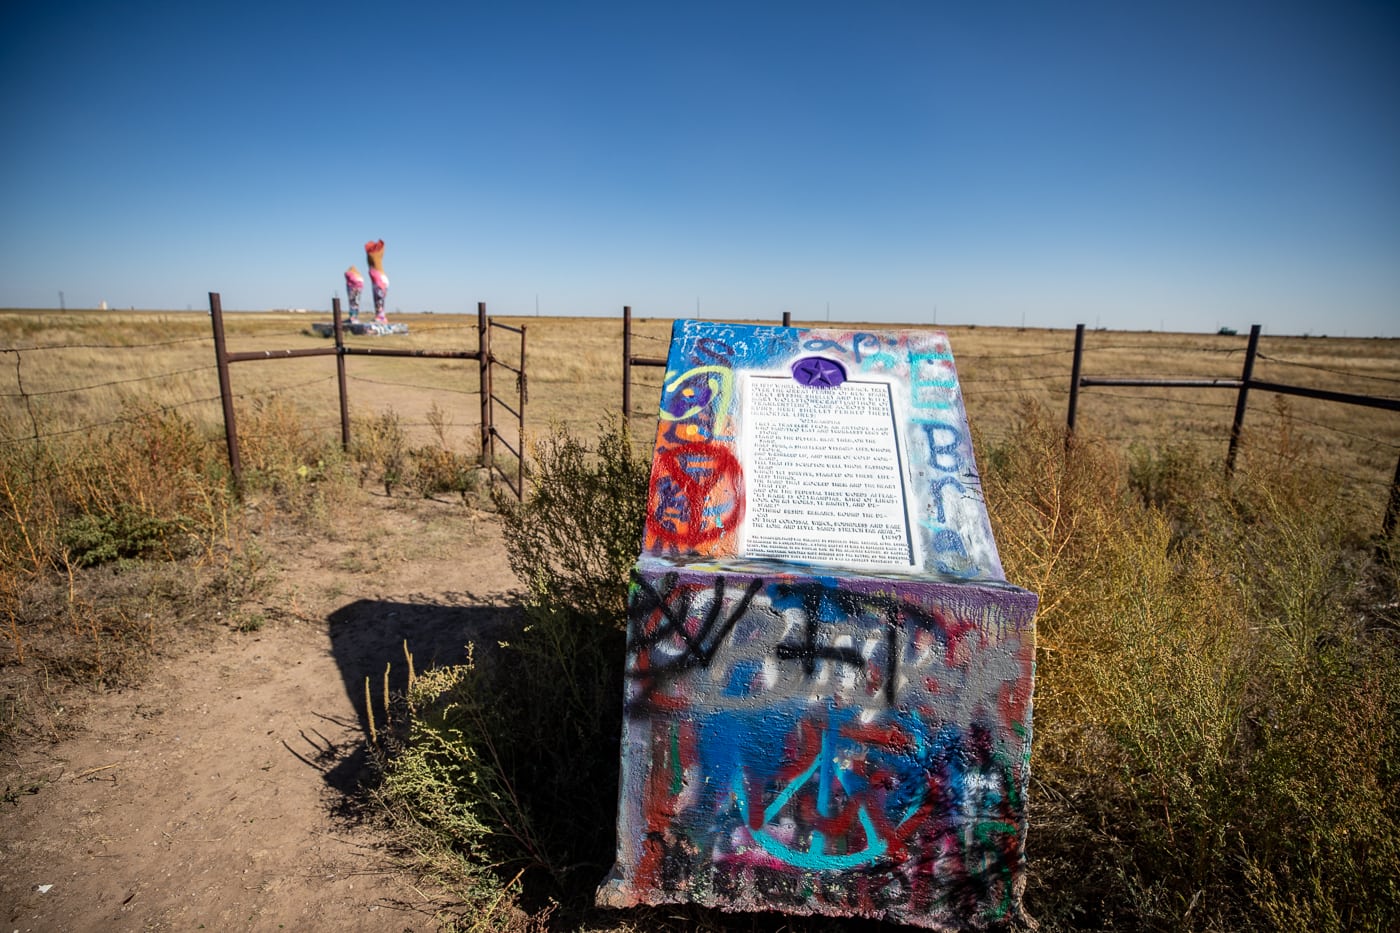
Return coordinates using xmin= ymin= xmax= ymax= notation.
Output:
xmin=791 ymin=356 xmax=847 ymax=388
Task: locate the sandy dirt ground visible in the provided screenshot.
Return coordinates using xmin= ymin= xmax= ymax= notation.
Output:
xmin=1 ymin=494 xmax=523 ymax=932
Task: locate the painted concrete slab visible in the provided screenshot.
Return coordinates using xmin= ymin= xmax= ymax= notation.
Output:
xmin=598 ymin=321 xmax=1038 ymax=930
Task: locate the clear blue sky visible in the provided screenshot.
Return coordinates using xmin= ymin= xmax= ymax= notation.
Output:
xmin=3 ymin=1 xmax=1397 ymax=335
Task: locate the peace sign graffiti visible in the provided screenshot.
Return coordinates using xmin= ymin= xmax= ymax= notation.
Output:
xmin=645 ymin=442 xmax=745 ymax=548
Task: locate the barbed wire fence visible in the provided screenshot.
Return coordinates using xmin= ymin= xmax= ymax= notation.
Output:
xmin=207 ymin=295 xmax=527 ymax=497
xmin=0 ymin=336 xmax=224 ymax=447
xmin=620 ymin=312 xmax=1400 ymax=540
xmin=1067 ymin=323 xmax=1400 ymax=539
xmin=0 ymin=299 xmax=528 ymax=499
xmin=5 ymin=310 xmax=1398 ymax=536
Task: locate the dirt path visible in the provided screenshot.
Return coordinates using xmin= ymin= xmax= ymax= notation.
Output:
xmin=2 ymin=495 xmax=522 ymax=932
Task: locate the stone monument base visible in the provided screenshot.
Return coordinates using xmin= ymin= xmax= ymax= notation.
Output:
xmin=599 ymin=558 xmax=1037 ymax=931
xmin=310 ymin=321 xmax=409 ymax=337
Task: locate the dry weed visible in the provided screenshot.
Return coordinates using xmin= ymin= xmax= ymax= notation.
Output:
xmin=983 ymin=400 xmax=1399 ymax=931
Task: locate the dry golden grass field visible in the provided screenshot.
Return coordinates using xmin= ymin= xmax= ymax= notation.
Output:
xmin=3 ymin=308 xmax=1399 ymax=932
xmin=3 ymin=308 xmax=1397 ymax=530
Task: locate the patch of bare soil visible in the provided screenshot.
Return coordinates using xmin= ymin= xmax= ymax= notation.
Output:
xmin=1 ymin=493 xmax=522 ymax=931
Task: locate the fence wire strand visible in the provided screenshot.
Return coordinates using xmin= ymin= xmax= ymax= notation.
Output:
xmin=243 ymin=373 xmax=337 ymax=396
xmin=0 ymin=364 xmax=212 ymax=398
xmin=0 ymin=335 xmax=212 ymax=352
xmin=967 ymin=385 xmax=1068 ymax=398
xmin=961 ymin=373 xmax=1065 ymax=385
xmin=0 ymin=393 xmax=225 ymax=446
xmin=1082 ymin=342 xmax=1242 ymax=354
xmin=1250 ymin=405 xmax=1400 ymax=449
xmin=1257 ymin=352 xmax=1400 ymax=387
xmin=346 ymin=374 xmax=480 ymax=396
xmin=396 ymin=321 xmax=479 ymax=334
xmin=1101 ymin=433 xmax=1223 ymax=447
xmin=1085 ymin=389 xmax=1239 ymax=412
xmin=1235 ymin=438 xmax=1393 ymax=488
xmin=956 ymin=348 xmax=1076 ymax=360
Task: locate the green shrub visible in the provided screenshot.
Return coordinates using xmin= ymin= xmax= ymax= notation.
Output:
xmin=494 ymin=419 xmax=650 ymax=628
xmin=380 ymin=659 xmax=530 ymax=874
xmin=380 ymin=420 xmax=647 ymax=922
xmin=59 ymin=503 xmax=188 ymax=566
xmin=410 ymin=445 xmax=483 ymax=501
xmin=351 ymin=408 xmax=408 ymax=495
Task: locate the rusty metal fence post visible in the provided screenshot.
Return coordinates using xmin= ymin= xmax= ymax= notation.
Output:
xmin=517 ymin=324 xmax=527 ymax=496
xmin=208 ymin=292 xmax=243 ymax=485
xmin=478 ymin=301 xmax=492 ymax=467
xmin=621 ymin=305 xmax=670 ymax=418
xmin=1226 ymin=324 xmax=1262 ymax=476
xmin=332 ymin=297 xmax=350 ymax=450
xmin=1066 ymin=323 xmax=1086 ymax=435
xmin=622 ymin=305 xmax=633 ymax=416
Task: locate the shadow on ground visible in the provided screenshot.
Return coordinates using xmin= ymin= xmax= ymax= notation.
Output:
xmin=317 ymin=594 xmax=524 ymax=793
xmin=305 ymin=599 xmax=908 ymax=931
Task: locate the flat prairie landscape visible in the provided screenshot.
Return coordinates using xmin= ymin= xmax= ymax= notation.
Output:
xmin=3 ymin=308 xmax=1397 ymax=529
xmin=2 ymin=308 xmax=1398 ymax=931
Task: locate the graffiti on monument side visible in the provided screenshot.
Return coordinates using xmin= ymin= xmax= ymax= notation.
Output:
xmin=627 ymin=572 xmax=1012 ymax=708
xmin=646 ymin=332 xmax=741 ymax=557
xmin=659 ymin=365 xmax=734 ymax=428
xmin=632 ymin=709 xmax=1025 ymax=923
xmin=625 ymin=572 xmax=1033 ymax=717
xmin=626 ymin=571 xmax=765 ymax=675
xmin=619 ymin=570 xmax=1034 ymax=923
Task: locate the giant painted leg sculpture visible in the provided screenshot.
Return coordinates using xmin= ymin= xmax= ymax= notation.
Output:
xmin=344 ymin=265 xmax=364 ymax=322
xmin=365 ymin=239 xmax=389 ymax=323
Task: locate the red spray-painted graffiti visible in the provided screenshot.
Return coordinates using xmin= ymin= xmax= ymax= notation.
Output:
xmin=645 ymin=442 xmax=745 ymax=551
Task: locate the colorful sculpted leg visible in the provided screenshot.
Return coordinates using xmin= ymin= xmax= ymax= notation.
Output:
xmin=365 ymin=239 xmax=389 ymax=323
xmin=344 ymin=265 xmax=364 ymax=321
xmin=370 ymin=269 xmax=388 ymax=322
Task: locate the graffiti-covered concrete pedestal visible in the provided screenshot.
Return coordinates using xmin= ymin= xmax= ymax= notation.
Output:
xmin=598 ymin=322 xmax=1038 ymax=930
